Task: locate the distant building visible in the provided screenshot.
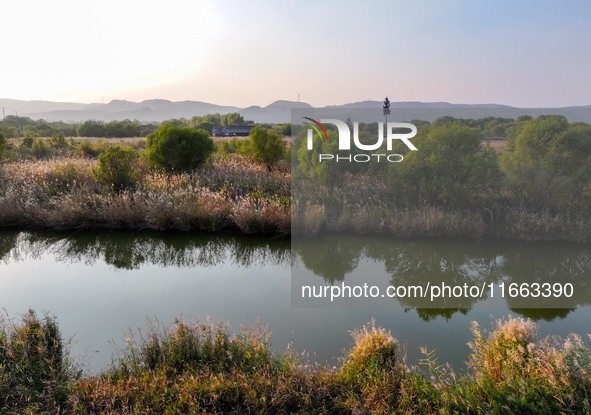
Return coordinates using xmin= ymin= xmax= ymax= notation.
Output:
xmin=212 ymin=125 xmax=253 ymax=137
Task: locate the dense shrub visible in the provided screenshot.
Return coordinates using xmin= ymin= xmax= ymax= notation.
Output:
xmin=146 ymin=123 xmax=215 ymax=173
xmin=94 ymin=145 xmax=141 ymax=191
xmin=501 ymin=115 xmax=591 ymax=211
xmin=459 ymin=317 xmax=591 ymax=413
xmin=31 ymin=138 xmax=51 ymax=159
xmin=78 ymin=139 xmax=113 ymax=158
xmin=114 ymin=320 xmax=283 ymax=378
xmin=49 ymin=133 xmax=69 ymax=149
xmin=338 ymin=321 xmax=404 ymax=414
xmin=249 ymin=126 xmax=286 ymax=171
xmin=388 ymin=123 xmax=502 ymax=209
xmin=216 ymin=136 xmax=251 ymax=155
xmin=0 ymin=131 xmax=5 ymax=157
xmin=20 ymin=135 xmax=33 ymax=149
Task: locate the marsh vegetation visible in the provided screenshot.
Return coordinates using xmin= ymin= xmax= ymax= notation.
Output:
xmin=1 ymin=114 xmax=590 ymax=241
xmin=293 ymin=115 xmax=591 ymax=242
xmin=2 ymin=311 xmax=591 ymax=414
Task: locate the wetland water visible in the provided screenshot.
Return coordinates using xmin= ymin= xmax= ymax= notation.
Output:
xmin=0 ymin=229 xmax=590 ymax=373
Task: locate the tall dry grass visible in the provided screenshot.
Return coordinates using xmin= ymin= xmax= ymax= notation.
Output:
xmin=3 ymin=312 xmax=591 ymax=414
xmin=2 ymin=137 xmax=591 ymax=240
xmin=292 ymin=171 xmax=591 ymax=241
xmin=0 ymin=154 xmax=290 ymax=234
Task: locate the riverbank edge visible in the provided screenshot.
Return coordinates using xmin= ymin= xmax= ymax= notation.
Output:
xmin=1 ymin=208 xmax=590 ymax=244
xmin=2 ymin=310 xmax=590 ymax=414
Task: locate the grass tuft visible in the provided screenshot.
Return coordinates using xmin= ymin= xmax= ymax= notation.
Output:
xmin=0 ymin=310 xmax=78 ymax=414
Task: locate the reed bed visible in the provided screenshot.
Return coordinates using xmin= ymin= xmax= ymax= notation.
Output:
xmin=0 ymin=154 xmax=290 ymax=234
xmin=292 ymin=172 xmax=591 ymax=242
xmin=1 ymin=139 xmax=590 ymax=241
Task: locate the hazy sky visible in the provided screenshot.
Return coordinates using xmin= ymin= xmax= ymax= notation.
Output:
xmin=2 ymin=0 xmax=590 ymax=107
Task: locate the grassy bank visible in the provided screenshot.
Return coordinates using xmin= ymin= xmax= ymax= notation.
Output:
xmin=292 ymin=171 xmax=591 ymax=242
xmin=2 ymin=152 xmax=590 ymax=241
xmin=3 ymin=148 xmax=590 ymax=241
xmin=0 ymin=139 xmax=290 ymax=234
xmin=2 ymin=310 xmax=591 ymax=414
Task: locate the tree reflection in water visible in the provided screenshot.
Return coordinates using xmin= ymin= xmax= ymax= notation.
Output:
xmin=0 ymin=230 xmax=290 ymax=270
xmin=292 ymin=234 xmax=591 ymax=321
xmin=2 ymin=230 xmax=589 ymax=322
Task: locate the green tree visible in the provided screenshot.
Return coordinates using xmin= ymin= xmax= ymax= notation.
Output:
xmin=195 ymin=113 xmax=222 ymax=127
xmin=145 ymin=123 xmax=214 ymax=173
xmin=105 ymin=120 xmax=141 ymax=137
xmin=501 ymin=115 xmax=591 ymax=210
xmin=78 ymin=120 xmax=107 ymax=137
xmin=273 ymin=123 xmax=291 ymax=136
xmin=94 ymin=145 xmax=141 ymax=191
xmin=295 ymin=127 xmax=339 ymax=184
xmin=389 ymin=122 xmax=501 ymax=209
xmin=249 ymin=126 xmax=286 ymax=171
xmin=221 ymin=112 xmax=247 ymax=126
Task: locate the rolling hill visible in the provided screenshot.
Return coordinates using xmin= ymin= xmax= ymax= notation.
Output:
xmin=1 ymin=98 xmax=590 ymax=124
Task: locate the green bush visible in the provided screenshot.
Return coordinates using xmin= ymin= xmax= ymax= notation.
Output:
xmin=78 ymin=140 xmax=110 ymax=158
xmin=501 ymin=115 xmax=591 ymax=211
xmin=49 ymin=133 xmax=68 ymax=149
xmin=216 ymin=137 xmax=251 ymax=155
xmin=20 ymin=136 xmax=33 ymax=149
xmin=249 ymin=126 xmax=285 ymax=171
xmin=31 ymin=138 xmax=51 ymax=159
xmin=0 ymin=131 xmax=5 ymax=157
xmin=338 ymin=321 xmax=404 ymax=413
xmin=146 ymin=123 xmax=214 ymax=173
xmin=94 ymin=145 xmax=141 ymax=191
xmin=388 ymin=123 xmax=502 ymax=209
xmin=114 ymin=320 xmax=284 ymax=379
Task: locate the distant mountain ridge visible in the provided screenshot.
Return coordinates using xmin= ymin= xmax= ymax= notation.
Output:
xmin=1 ymin=98 xmax=590 ymax=124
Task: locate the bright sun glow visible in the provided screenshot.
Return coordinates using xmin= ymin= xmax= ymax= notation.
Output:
xmin=1 ymin=1 xmax=590 ymax=107
xmin=2 ymin=0 xmax=221 ymax=103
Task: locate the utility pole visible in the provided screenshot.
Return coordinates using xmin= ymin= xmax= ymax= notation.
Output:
xmin=346 ymin=116 xmax=352 ymax=130
xmin=1 ymin=107 xmax=4 ymax=119
xmin=297 ymin=92 xmax=301 ymax=102
xmin=383 ymin=96 xmax=390 ymax=126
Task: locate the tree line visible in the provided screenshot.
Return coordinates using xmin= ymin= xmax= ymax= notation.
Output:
xmin=0 ymin=112 xmax=277 ymax=139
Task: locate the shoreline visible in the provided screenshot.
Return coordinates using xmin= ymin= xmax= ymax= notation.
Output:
xmin=2 ymin=311 xmax=590 ymax=414
xmin=1 ymin=224 xmax=590 ymax=245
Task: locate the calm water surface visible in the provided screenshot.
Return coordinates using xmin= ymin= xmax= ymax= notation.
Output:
xmin=0 ymin=230 xmax=590 ymax=374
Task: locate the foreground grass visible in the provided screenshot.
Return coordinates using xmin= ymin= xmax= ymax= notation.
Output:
xmin=2 ymin=311 xmax=591 ymax=414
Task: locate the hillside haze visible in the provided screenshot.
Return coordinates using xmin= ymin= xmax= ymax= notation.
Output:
xmin=1 ymin=98 xmax=591 ymax=124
